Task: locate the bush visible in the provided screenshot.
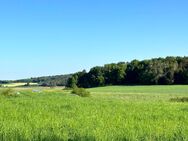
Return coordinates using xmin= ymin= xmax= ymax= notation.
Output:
xmin=0 ymin=88 xmax=17 ymax=97
xmin=71 ymin=88 xmax=90 ymax=97
xmin=170 ymin=97 xmax=188 ymax=102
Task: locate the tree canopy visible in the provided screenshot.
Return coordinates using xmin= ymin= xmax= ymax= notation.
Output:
xmin=66 ymin=56 xmax=188 ymax=88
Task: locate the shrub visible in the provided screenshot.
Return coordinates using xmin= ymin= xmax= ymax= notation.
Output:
xmin=0 ymin=88 xmax=17 ymax=97
xmin=71 ymin=88 xmax=90 ymax=97
xmin=24 ymin=82 xmax=30 ymax=87
xmin=170 ymin=97 xmax=188 ymax=102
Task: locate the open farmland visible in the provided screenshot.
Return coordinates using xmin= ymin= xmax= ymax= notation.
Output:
xmin=0 ymin=86 xmax=187 ymax=141
xmin=1 ymin=83 xmax=38 ymax=87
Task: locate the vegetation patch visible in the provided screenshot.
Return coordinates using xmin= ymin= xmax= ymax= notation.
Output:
xmin=181 ymin=108 xmax=188 ymax=112
xmin=71 ymin=88 xmax=90 ymax=97
xmin=0 ymin=86 xmax=187 ymax=140
xmin=170 ymin=97 xmax=188 ymax=102
xmin=0 ymin=82 xmax=38 ymax=88
xmin=0 ymin=88 xmax=18 ymax=97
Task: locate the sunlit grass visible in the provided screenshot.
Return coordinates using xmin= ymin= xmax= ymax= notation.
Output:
xmin=0 ymin=86 xmax=187 ymax=140
xmin=1 ymin=83 xmax=38 ymax=87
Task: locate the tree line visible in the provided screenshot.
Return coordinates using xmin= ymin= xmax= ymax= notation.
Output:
xmin=0 ymin=74 xmax=72 ymax=87
xmin=17 ymin=74 xmax=72 ymax=87
xmin=66 ymin=56 xmax=188 ymax=88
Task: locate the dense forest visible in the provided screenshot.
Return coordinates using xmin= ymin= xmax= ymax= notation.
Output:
xmin=67 ymin=56 xmax=188 ymax=88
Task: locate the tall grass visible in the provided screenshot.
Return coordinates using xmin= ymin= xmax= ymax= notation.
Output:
xmin=0 ymin=86 xmax=187 ymax=140
xmin=0 ymin=88 xmax=17 ymax=97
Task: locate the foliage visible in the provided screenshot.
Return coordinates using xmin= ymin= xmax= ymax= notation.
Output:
xmin=24 ymin=82 xmax=30 ymax=86
xmin=67 ymin=56 xmax=188 ymax=88
xmin=66 ymin=74 xmax=78 ymax=88
xmin=15 ymin=74 xmax=72 ymax=87
xmin=71 ymin=87 xmax=90 ymax=97
xmin=1 ymin=56 xmax=188 ymax=88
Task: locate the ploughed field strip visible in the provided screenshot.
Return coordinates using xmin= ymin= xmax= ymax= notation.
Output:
xmin=0 ymin=86 xmax=187 ymax=141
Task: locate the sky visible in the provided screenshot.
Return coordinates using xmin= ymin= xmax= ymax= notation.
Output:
xmin=0 ymin=0 xmax=188 ymax=80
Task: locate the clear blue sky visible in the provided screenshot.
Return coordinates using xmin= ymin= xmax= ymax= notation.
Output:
xmin=0 ymin=0 xmax=187 ymax=80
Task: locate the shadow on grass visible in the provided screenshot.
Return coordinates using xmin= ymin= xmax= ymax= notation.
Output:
xmin=170 ymin=97 xmax=188 ymax=102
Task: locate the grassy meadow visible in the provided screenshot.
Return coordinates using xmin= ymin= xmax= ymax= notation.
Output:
xmin=0 ymin=85 xmax=187 ymax=141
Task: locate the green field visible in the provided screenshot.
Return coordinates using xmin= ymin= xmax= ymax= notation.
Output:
xmin=0 ymin=86 xmax=187 ymax=141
